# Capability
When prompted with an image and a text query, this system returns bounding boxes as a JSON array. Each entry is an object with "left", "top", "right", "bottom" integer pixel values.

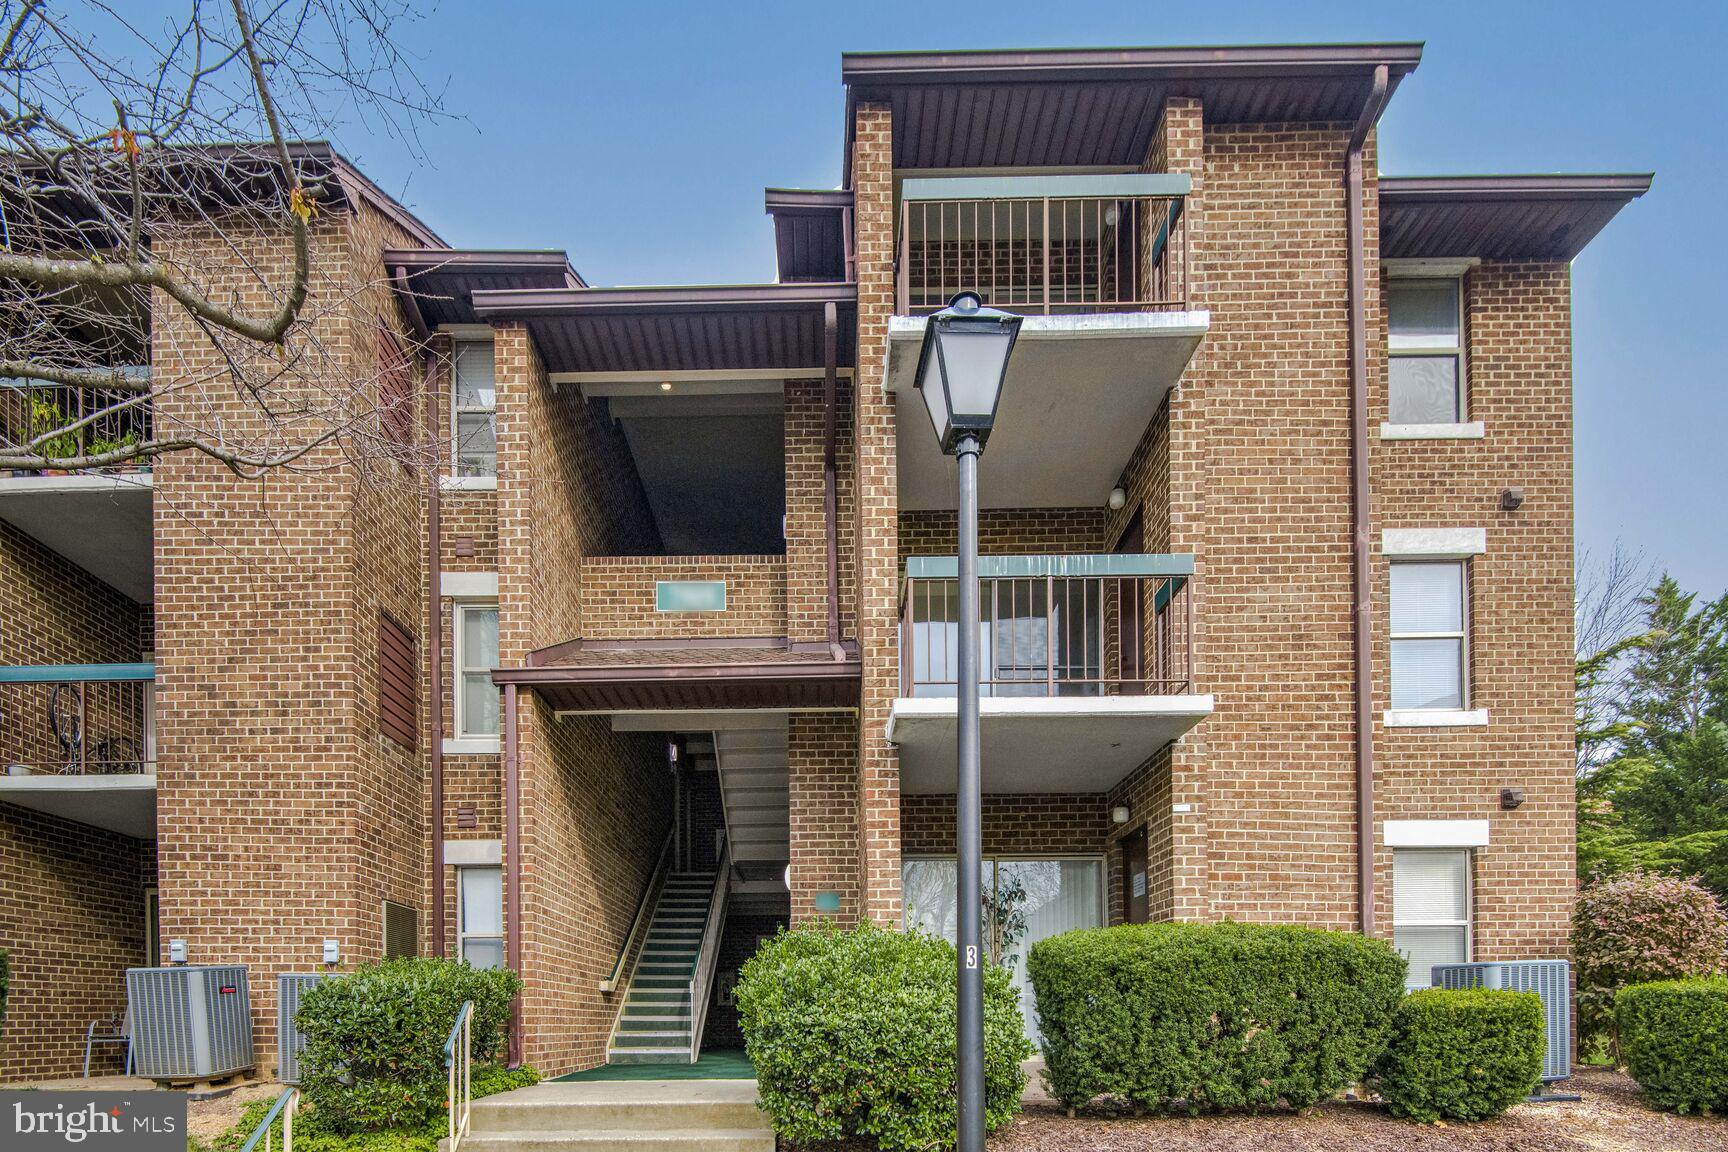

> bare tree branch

[{"left": 0, "top": 0, "right": 447, "bottom": 480}]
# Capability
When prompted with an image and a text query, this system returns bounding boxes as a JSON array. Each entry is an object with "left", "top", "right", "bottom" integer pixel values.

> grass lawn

[{"left": 994, "top": 1067, "right": 1727, "bottom": 1151}]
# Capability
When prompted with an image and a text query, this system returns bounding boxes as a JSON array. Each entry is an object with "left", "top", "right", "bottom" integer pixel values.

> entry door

[{"left": 1121, "top": 828, "right": 1149, "bottom": 924}]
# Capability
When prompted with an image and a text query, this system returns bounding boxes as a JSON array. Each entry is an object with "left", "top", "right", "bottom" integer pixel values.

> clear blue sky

[{"left": 334, "top": 0, "right": 1723, "bottom": 597}]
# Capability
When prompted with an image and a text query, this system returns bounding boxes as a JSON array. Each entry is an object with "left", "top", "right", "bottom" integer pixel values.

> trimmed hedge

[
  {"left": 1615, "top": 978, "right": 1728, "bottom": 1114},
  {"left": 297, "top": 958, "right": 521, "bottom": 1134},
  {"left": 1026, "top": 922, "right": 1406, "bottom": 1113},
  {"left": 735, "top": 923, "right": 1033, "bottom": 1152},
  {"left": 1373, "top": 989, "right": 1545, "bottom": 1123}
]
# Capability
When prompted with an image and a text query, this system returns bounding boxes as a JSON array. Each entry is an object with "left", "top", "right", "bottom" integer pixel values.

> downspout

[
  {"left": 503, "top": 680, "right": 522, "bottom": 1067},
  {"left": 1346, "top": 65, "right": 1390, "bottom": 936},
  {"left": 395, "top": 264, "right": 445, "bottom": 956},
  {"left": 823, "top": 301, "right": 841, "bottom": 653}
]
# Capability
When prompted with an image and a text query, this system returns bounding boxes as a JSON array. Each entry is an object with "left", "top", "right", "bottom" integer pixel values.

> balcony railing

[
  {"left": 0, "top": 664, "right": 155, "bottom": 776},
  {"left": 1, "top": 371, "right": 152, "bottom": 473},
  {"left": 897, "top": 174, "right": 1189, "bottom": 316},
  {"left": 899, "top": 555, "right": 1193, "bottom": 698}
]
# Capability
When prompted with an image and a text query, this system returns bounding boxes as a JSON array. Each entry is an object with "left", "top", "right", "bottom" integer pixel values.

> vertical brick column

[
  {"left": 788, "top": 711, "right": 861, "bottom": 924},
  {"left": 851, "top": 102, "right": 901, "bottom": 925},
  {"left": 783, "top": 379, "right": 855, "bottom": 645}
]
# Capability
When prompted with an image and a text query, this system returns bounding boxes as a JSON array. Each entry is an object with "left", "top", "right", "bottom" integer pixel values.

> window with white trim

[
  {"left": 457, "top": 866, "right": 503, "bottom": 969},
  {"left": 1388, "top": 278, "right": 1465, "bottom": 424},
  {"left": 455, "top": 602, "right": 500, "bottom": 738},
  {"left": 1390, "top": 561, "right": 1468, "bottom": 711},
  {"left": 1393, "top": 848, "right": 1471, "bottom": 988},
  {"left": 452, "top": 340, "right": 497, "bottom": 477}
]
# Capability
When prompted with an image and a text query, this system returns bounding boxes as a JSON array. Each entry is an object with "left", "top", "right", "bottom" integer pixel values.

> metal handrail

[
  {"left": 600, "top": 831, "right": 674, "bottom": 994},
  {"left": 239, "top": 1087, "right": 298, "bottom": 1152},
  {"left": 444, "top": 1000, "right": 474, "bottom": 1152},
  {"left": 899, "top": 565, "right": 1195, "bottom": 697},
  {"left": 685, "top": 840, "right": 731, "bottom": 1062}
]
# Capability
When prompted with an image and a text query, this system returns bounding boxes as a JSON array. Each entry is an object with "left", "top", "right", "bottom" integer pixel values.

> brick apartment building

[{"left": 0, "top": 43, "right": 1649, "bottom": 1078}]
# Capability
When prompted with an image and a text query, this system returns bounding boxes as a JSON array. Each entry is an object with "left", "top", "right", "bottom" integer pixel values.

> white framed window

[
  {"left": 454, "top": 601, "right": 500, "bottom": 738},
  {"left": 1388, "top": 278, "right": 1465, "bottom": 425},
  {"left": 452, "top": 340, "right": 497, "bottom": 477},
  {"left": 1393, "top": 848, "right": 1471, "bottom": 988},
  {"left": 1390, "top": 561, "right": 1468, "bottom": 711},
  {"left": 457, "top": 865, "right": 504, "bottom": 969}
]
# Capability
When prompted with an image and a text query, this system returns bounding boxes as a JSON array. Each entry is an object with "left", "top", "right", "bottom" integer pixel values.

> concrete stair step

[
  {"left": 605, "top": 1048, "right": 695, "bottom": 1064},
  {"left": 471, "top": 1101, "right": 763, "bottom": 1133},
  {"left": 612, "top": 1031, "right": 691, "bottom": 1045},
  {"left": 458, "top": 1131, "right": 772, "bottom": 1152}
]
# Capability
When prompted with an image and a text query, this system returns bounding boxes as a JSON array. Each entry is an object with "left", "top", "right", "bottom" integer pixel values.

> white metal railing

[
  {"left": 685, "top": 840, "right": 731, "bottom": 1062},
  {"left": 239, "top": 1087, "right": 299, "bottom": 1152},
  {"left": 444, "top": 1000, "right": 474, "bottom": 1152}
]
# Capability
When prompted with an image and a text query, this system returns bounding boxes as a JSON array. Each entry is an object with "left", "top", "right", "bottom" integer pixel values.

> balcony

[
  {"left": 0, "top": 664, "right": 156, "bottom": 837},
  {"left": 888, "top": 556, "right": 1212, "bottom": 794},
  {"left": 896, "top": 174, "right": 1190, "bottom": 316}
]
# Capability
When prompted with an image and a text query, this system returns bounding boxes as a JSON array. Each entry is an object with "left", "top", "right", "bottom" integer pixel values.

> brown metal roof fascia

[
  {"left": 841, "top": 42, "right": 1424, "bottom": 88},
  {"left": 1378, "top": 174, "right": 1654, "bottom": 201},
  {"left": 383, "top": 247, "right": 586, "bottom": 287},
  {"left": 493, "top": 660, "right": 861, "bottom": 686},
  {"left": 471, "top": 282, "right": 857, "bottom": 318},
  {"left": 323, "top": 150, "right": 446, "bottom": 249},
  {"left": 765, "top": 189, "right": 854, "bottom": 216}
]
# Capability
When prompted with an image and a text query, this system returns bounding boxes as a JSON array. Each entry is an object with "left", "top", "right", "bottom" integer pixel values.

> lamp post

[{"left": 912, "top": 291, "right": 1022, "bottom": 1152}]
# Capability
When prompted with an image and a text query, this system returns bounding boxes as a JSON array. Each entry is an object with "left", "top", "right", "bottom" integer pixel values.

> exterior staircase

[
  {"left": 464, "top": 1079, "right": 773, "bottom": 1152},
  {"left": 606, "top": 869, "right": 719, "bottom": 1064}
]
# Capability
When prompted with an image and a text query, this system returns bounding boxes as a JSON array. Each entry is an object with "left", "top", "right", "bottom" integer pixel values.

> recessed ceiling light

[{"left": 659, "top": 381, "right": 673, "bottom": 392}]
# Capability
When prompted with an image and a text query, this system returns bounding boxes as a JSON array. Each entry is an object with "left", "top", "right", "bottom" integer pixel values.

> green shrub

[
  {"left": 1573, "top": 870, "right": 1726, "bottom": 1050},
  {"left": 192, "top": 1064, "right": 539, "bottom": 1152},
  {"left": 1615, "top": 978, "right": 1728, "bottom": 1114},
  {"left": 1372, "top": 988, "right": 1544, "bottom": 1123},
  {"left": 297, "top": 957, "right": 521, "bottom": 1134},
  {"left": 0, "top": 946, "right": 10, "bottom": 1022},
  {"left": 1027, "top": 922, "right": 1406, "bottom": 1113},
  {"left": 735, "top": 922, "right": 1032, "bottom": 1152}
]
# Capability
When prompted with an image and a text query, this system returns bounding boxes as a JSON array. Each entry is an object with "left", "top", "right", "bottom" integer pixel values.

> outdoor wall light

[
  {"left": 912, "top": 291, "right": 1022, "bottom": 454},
  {"left": 1500, "top": 487, "right": 1525, "bottom": 511},
  {"left": 1108, "top": 487, "right": 1127, "bottom": 511},
  {"left": 1111, "top": 804, "right": 1131, "bottom": 825},
  {"left": 1501, "top": 787, "right": 1526, "bottom": 810}
]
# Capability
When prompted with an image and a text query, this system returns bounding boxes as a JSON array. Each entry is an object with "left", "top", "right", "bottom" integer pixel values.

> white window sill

[
  {"left": 440, "top": 475, "right": 497, "bottom": 492},
  {"left": 1383, "top": 709, "right": 1489, "bottom": 729},
  {"left": 1380, "top": 422, "right": 1485, "bottom": 441},
  {"left": 442, "top": 736, "right": 500, "bottom": 755}
]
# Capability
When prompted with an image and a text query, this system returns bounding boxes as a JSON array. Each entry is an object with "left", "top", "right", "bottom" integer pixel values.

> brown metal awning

[
  {"left": 468, "top": 282, "right": 857, "bottom": 374},
  {"left": 1379, "top": 174, "right": 1652, "bottom": 261},
  {"left": 492, "top": 642, "right": 860, "bottom": 713},
  {"left": 842, "top": 43, "right": 1423, "bottom": 172},
  {"left": 765, "top": 189, "right": 851, "bottom": 283},
  {"left": 385, "top": 248, "right": 585, "bottom": 329}
]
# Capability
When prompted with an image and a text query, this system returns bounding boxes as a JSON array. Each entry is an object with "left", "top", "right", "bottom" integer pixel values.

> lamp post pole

[
  {"left": 954, "top": 432, "right": 985, "bottom": 1152},
  {"left": 910, "top": 291, "right": 1020, "bottom": 1152}
]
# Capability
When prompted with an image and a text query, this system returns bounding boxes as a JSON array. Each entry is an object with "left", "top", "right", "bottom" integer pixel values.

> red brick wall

[
  {"left": 900, "top": 794, "right": 1107, "bottom": 857},
  {"left": 151, "top": 200, "right": 432, "bottom": 1071},
  {"left": 578, "top": 555, "right": 786, "bottom": 640},
  {"left": 1371, "top": 261, "right": 1576, "bottom": 961},
  {"left": 788, "top": 711, "right": 861, "bottom": 925},
  {"left": 0, "top": 807, "right": 152, "bottom": 1078},
  {"left": 785, "top": 378, "right": 857, "bottom": 644},
  {"left": 898, "top": 509, "right": 1109, "bottom": 560},
  {"left": 853, "top": 101, "right": 902, "bottom": 925}
]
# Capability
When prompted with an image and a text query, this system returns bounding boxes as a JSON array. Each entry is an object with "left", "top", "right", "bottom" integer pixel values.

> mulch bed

[{"left": 989, "top": 1067, "right": 1728, "bottom": 1152}]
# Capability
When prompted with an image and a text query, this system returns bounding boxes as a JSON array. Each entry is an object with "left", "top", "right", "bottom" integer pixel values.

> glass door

[{"left": 902, "top": 856, "right": 1105, "bottom": 1044}]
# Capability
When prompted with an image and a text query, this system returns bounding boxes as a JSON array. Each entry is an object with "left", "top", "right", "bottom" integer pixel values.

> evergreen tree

[{"left": 1621, "top": 577, "right": 1728, "bottom": 755}]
